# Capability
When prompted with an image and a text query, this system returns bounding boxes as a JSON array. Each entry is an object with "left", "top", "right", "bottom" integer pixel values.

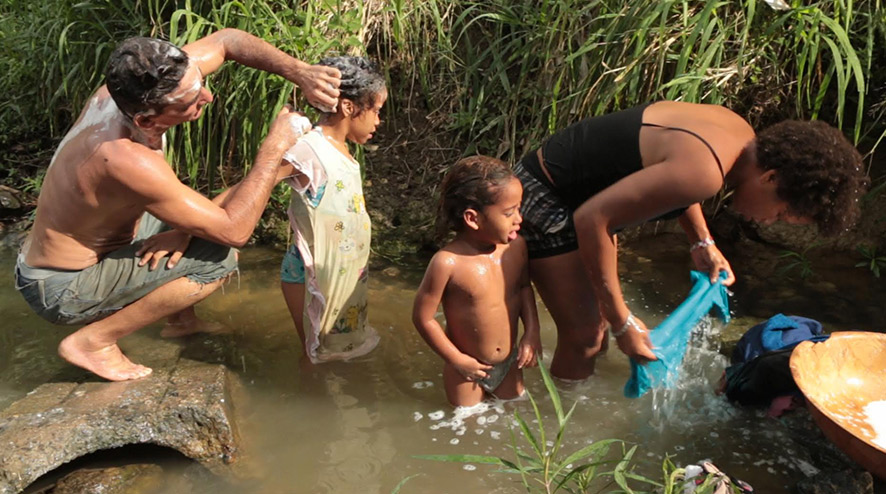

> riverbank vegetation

[{"left": 1, "top": 0, "right": 885, "bottom": 258}]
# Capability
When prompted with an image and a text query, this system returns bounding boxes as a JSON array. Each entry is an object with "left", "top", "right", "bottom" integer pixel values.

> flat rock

[{"left": 0, "top": 359, "right": 246, "bottom": 494}]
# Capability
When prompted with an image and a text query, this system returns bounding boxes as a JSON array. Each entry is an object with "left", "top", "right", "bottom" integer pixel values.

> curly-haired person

[
  {"left": 752, "top": 120, "right": 866, "bottom": 236},
  {"left": 508, "top": 101, "right": 868, "bottom": 380}
]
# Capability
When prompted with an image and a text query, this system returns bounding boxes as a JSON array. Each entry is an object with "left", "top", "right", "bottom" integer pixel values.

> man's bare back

[{"left": 25, "top": 89, "right": 158, "bottom": 270}]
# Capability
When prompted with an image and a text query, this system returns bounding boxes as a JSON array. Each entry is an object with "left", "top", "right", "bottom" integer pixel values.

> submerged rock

[
  {"left": 0, "top": 186, "right": 26, "bottom": 212},
  {"left": 0, "top": 359, "right": 247, "bottom": 494},
  {"left": 34, "top": 464, "right": 166, "bottom": 494},
  {"left": 795, "top": 469, "right": 874, "bottom": 494}
]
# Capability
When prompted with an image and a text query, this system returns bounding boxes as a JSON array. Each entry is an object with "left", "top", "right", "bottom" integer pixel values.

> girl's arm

[
  {"left": 514, "top": 237, "right": 541, "bottom": 368},
  {"left": 412, "top": 253, "right": 492, "bottom": 380}
]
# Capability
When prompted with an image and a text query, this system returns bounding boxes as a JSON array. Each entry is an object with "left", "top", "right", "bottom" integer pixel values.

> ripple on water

[{"left": 1, "top": 247, "right": 878, "bottom": 494}]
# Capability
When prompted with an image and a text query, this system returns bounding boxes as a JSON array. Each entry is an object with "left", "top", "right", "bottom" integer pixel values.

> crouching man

[{"left": 15, "top": 30, "right": 339, "bottom": 381}]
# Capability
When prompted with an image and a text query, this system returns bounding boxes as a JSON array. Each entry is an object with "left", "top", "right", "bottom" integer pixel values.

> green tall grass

[
  {"left": 380, "top": 0, "right": 884, "bottom": 161},
  {"left": 1, "top": 0, "right": 883, "bottom": 189}
]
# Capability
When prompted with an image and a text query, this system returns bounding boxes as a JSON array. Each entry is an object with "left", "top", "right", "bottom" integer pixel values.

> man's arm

[
  {"left": 116, "top": 108, "right": 305, "bottom": 247},
  {"left": 137, "top": 155, "right": 304, "bottom": 269},
  {"left": 208, "top": 155, "right": 303, "bottom": 211},
  {"left": 182, "top": 29, "right": 340, "bottom": 110}
]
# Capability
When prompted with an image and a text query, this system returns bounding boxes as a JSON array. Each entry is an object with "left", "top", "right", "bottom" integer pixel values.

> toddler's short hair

[{"left": 437, "top": 155, "right": 516, "bottom": 237}]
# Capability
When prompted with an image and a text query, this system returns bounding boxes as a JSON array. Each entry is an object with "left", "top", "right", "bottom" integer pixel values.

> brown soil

[{"left": 362, "top": 105, "right": 465, "bottom": 264}]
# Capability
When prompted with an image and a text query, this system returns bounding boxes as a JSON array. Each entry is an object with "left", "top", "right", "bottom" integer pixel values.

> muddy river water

[{"left": 1, "top": 233, "right": 882, "bottom": 493}]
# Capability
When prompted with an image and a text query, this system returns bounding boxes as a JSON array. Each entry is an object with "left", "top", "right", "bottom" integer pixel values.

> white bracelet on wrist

[
  {"left": 611, "top": 313, "right": 645, "bottom": 338},
  {"left": 690, "top": 237, "right": 715, "bottom": 252}
]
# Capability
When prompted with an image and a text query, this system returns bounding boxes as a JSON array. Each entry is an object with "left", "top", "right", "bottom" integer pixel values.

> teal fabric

[
  {"left": 280, "top": 244, "right": 306, "bottom": 284},
  {"left": 624, "top": 270, "right": 730, "bottom": 398}
]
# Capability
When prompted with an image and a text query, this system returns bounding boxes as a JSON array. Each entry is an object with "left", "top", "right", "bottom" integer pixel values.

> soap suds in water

[{"left": 863, "top": 400, "right": 886, "bottom": 449}]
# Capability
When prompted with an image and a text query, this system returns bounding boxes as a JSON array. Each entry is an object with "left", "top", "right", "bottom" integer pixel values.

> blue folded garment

[
  {"left": 732, "top": 313, "right": 827, "bottom": 364},
  {"left": 624, "top": 270, "right": 730, "bottom": 398}
]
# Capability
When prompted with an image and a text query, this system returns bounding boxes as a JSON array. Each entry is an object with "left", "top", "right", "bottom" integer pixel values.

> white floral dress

[{"left": 282, "top": 129, "right": 378, "bottom": 362}]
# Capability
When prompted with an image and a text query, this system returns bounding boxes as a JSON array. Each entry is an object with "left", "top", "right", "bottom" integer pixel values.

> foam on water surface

[{"left": 864, "top": 400, "right": 886, "bottom": 449}]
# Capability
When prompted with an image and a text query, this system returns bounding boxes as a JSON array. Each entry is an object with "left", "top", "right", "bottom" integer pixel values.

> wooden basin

[{"left": 789, "top": 331, "right": 886, "bottom": 479}]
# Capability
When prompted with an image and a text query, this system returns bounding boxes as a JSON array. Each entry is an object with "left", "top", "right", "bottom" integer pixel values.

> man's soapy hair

[{"left": 106, "top": 37, "right": 190, "bottom": 118}]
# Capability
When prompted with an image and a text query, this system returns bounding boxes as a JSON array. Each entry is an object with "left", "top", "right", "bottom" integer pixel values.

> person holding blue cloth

[{"left": 513, "top": 101, "right": 868, "bottom": 380}]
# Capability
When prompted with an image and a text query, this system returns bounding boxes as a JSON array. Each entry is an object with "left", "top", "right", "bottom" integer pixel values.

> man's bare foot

[
  {"left": 161, "top": 318, "right": 227, "bottom": 338},
  {"left": 58, "top": 333, "right": 153, "bottom": 381},
  {"left": 162, "top": 307, "right": 227, "bottom": 338}
]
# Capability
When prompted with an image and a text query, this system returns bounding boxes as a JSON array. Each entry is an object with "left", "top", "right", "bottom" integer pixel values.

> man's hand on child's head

[{"left": 296, "top": 64, "right": 341, "bottom": 112}]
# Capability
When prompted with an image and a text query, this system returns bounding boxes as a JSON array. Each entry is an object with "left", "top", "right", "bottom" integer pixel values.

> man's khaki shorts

[{"left": 14, "top": 214, "right": 237, "bottom": 325}]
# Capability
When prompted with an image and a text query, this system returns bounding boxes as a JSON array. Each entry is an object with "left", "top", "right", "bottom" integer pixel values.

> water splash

[{"left": 649, "top": 317, "right": 738, "bottom": 430}]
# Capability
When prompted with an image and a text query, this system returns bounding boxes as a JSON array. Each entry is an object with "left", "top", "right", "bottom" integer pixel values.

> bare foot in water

[{"left": 58, "top": 333, "right": 153, "bottom": 381}]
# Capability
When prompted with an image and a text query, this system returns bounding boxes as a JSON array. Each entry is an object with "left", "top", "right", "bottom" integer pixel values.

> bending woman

[{"left": 514, "top": 101, "right": 867, "bottom": 380}]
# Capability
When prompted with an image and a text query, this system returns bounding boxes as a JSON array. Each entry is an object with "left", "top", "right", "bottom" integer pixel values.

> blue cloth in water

[
  {"left": 731, "top": 313, "right": 828, "bottom": 364},
  {"left": 624, "top": 270, "right": 730, "bottom": 398}
]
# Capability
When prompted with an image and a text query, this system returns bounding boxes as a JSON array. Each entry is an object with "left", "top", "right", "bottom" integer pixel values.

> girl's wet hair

[
  {"left": 106, "top": 37, "right": 190, "bottom": 118},
  {"left": 314, "top": 56, "right": 385, "bottom": 114},
  {"left": 436, "top": 155, "right": 516, "bottom": 238}
]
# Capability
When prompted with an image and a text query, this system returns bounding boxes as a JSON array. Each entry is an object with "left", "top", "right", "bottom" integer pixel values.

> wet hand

[
  {"left": 691, "top": 243, "right": 735, "bottom": 286},
  {"left": 453, "top": 354, "right": 492, "bottom": 382},
  {"left": 295, "top": 64, "right": 341, "bottom": 112},
  {"left": 517, "top": 334, "right": 541, "bottom": 369},
  {"left": 268, "top": 106, "right": 312, "bottom": 149},
  {"left": 613, "top": 315, "right": 657, "bottom": 364},
  {"left": 136, "top": 230, "right": 192, "bottom": 270}
]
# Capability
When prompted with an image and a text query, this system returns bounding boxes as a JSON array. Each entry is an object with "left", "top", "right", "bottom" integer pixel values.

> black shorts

[{"left": 513, "top": 160, "right": 578, "bottom": 259}]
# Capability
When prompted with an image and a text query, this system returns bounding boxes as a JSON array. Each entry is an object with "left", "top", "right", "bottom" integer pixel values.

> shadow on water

[
  {"left": 22, "top": 445, "right": 216, "bottom": 494},
  {"left": 2, "top": 236, "right": 884, "bottom": 493}
]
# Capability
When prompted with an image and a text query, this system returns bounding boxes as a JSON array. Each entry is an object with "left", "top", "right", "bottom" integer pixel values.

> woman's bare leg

[{"left": 530, "top": 250, "right": 607, "bottom": 380}]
